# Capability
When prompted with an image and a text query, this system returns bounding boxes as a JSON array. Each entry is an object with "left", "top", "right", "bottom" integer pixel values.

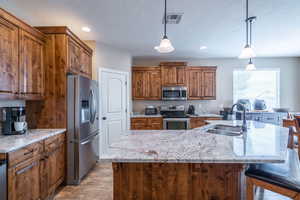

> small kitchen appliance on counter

[
  {"left": 187, "top": 105, "right": 195, "bottom": 115},
  {"left": 0, "top": 107, "right": 27, "bottom": 135},
  {"left": 160, "top": 105, "right": 190, "bottom": 130},
  {"left": 145, "top": 106, "right": 158, "bottom": 115}
]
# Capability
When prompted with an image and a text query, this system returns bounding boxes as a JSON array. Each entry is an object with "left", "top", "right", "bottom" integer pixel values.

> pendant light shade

[
  {"left": 239, "top": 44, "right": 256, "bottom": 59},
  {"left": 246, "top": 59, "right": 256, "bottom": 71},
  {"left": 154, "top": 36, "right": 174, "bottom": 53},
  {"left": 155, "top": 0, "right": 174, "bottom": 53}
]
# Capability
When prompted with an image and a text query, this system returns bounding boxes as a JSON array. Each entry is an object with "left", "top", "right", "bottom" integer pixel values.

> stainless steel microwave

[{"left": 162, "top": 86, "right": 188, "bottom": 101}]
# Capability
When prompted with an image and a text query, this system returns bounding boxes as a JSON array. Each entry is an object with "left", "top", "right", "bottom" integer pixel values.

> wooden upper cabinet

[
  {"left": 36, "top": 26, "right": 93, "bottom": 79},
  {"left": 0, "top": 8, "right": 46, "bottom": 100},
  {"left": 67, "top": 34, "right": 92, "bottom": 78},
  {"left": 160, "top": 62, "right": 187, "bottom": 86},
  {"left": 187, "top": 67, "right": 217, "bottom": 100},
  {"left": 68, "top": 38, "right": 81, "bottom": 73},
  {"left": 81, "top": 49, "right": 92, "bottom": 76},
  {"left": 0, "top": 17, "right": 19, "bottom": 98},
  {"left": 132, "top": 67, "right": 161, "bottom": 100},
  {"left": 202, "top": 69, "right": 216, "bottom": 99},
  {"left": 187, "top": 68, "right": 203, "bottom": 100},
  {"left": 161, "top": 66, "right": 177, "bottom": 85},
  {"left": 19, "top": 30, "right": 44, "bottom": 99}
]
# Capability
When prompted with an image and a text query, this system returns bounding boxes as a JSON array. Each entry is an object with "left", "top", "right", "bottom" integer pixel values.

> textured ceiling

[{"left": 1, "top": 0, "right": 300, "bottom": 59}]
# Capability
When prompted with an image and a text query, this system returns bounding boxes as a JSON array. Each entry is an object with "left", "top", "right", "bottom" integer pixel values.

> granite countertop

[
  {"left": 131, "top": 114, "right": 162, "bottom": 118},
  {"left": 101, "top": 120, "right": 289, "bottom": 164},
  {"left": 188, "top": 114, "right": 223, "bottom": 118},
  {"left": 0, "top": 129, "right": 66, "bottom": 153},
  {"left": 131, "top": 113, "right": 222, "bottom": 118}
]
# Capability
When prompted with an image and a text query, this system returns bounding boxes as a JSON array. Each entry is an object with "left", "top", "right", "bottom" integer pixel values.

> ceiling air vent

[{"left": 162, "top": 12, "right": 183, "bottom": 24}]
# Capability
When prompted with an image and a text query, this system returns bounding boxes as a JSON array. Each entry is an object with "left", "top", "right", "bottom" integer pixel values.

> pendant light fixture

[
  {"left": 246, "top": 58, "right": 256, "bottom": 71},
  {"left": 154, "top": 0, "right": 174, "bottom": 53},
  {"left": 239, "top": 0, "right": 256, "bottom": 59}
]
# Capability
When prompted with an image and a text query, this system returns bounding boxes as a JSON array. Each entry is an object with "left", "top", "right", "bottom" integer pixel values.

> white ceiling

[{"left": 1, "top": 0, "right": 300, "bottom": 59}]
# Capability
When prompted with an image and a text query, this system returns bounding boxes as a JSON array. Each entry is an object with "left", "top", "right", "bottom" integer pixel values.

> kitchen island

[{"left": 101, "top": 120, "right": 289, "bottom": 200}]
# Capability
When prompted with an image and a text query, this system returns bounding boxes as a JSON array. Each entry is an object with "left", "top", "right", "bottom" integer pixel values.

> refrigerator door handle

[
  {"left": 81, "top": 139, "right": 93, "bottom": 145},
  {"left": 89, "top": 89, "right": 97, "bottom": 124}
]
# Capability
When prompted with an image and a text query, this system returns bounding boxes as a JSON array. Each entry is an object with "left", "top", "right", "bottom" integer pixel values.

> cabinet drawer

[
  {"left": 149, "top": 118, "right": 162, "bottom": 124},
  {"left": 45, "top": 133, "right": 65, "bottom": 153},
  {"left": 131, "top": 118, "right": 148, "bottom": 124},
  {"left": 8, "top": 142, "right": 43, "bottom": 168}
]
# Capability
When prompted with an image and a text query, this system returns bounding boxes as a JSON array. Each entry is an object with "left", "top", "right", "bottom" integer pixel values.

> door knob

[{"left": 102, "top": 117, "right": 107, "bottom": 120}]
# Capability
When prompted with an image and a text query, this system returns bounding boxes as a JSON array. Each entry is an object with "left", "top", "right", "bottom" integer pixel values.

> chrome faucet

[{"left": 231, "top": 103, "right": 247, "bottom": 132}]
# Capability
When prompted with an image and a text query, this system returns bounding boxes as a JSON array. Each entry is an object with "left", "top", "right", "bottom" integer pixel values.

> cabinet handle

[
  {"left": 16, "top": 162, "right": 37, "bottom": 175},
  {"left": 24, "top": 149, "right": 34, "bottom": 156}
]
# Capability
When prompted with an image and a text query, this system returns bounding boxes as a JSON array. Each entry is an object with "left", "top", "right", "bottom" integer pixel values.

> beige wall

[
  {"left": 85, "top": 41, "right": 132, "bottom": 80},
  {"left": 132, "top": 57, "right": 300, "bottom": 114}
]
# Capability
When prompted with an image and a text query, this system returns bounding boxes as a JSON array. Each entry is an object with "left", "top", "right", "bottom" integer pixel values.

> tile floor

[{"left": 54, "top": 163, "right": 290, "bottom": 200}]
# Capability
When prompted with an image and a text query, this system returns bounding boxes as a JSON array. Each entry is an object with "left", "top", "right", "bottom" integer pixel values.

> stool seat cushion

[{"left": 245, "top": 149, "right": 300, "bottom": 192}]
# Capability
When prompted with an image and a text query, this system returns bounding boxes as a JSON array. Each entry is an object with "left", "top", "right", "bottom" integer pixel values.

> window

[{"left": 233, "top": 69, "right": 280, "bottom": 110}]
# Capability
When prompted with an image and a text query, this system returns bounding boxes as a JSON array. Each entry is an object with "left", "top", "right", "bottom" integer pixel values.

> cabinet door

[
  {"left": 148, "top": 70, "right": 161, "bottom": 100},
  {"left": 47, "top": 148, "right": 59, "bottom": 194},
  {"left": 0, "top": 17, "right": 19, "bottom": 97},
  {"left": 161, "top": 66, "right": 177, "bottom": 86},
  {"left": 132, "top": 71, "right": 148, "bottom": 99},
  {"left": 68, "top": 38, "right": 81, "bottom": 73},
  {"left": 19, "top": 30, "right": 44, "bottom": 98},
  {"left": 131, "top": 118, "right": 148, "bottom": 130},
  {"left": 8, "top": 160, "right": 41, "bottom": 200},
  {"left": 148, "top": 118, "right": 163, "bottom": 130},
  {"left": 187, "top": 69, "right": 203, "bottom": 100},
  {"left": 202, "top": 70, "right": 216, "bottom": 99},
  {"left": 176, "top": 66, "right": 186, "bottom": 85},
  {"left": 80, "top": 49, "right": 92, "bottom": 77}
]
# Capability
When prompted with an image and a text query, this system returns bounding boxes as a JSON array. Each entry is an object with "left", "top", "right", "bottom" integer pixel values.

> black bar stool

[{"left": 245, "top": 127, "right": 300, "bottom": 200}]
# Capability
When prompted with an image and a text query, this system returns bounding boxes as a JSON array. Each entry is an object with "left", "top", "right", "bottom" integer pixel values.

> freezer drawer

[{"left": 78, "top": 133, "right": 99, "bottom": 181}]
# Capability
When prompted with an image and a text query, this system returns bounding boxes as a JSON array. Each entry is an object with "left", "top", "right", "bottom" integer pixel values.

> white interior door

[{"left": 99, "top": 69, "right": 128, "bottom": 155}]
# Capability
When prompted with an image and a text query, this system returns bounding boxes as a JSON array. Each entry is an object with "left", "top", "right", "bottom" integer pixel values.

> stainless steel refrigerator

[{"left": 67, "top": 75, "right": 100, "bottom": 185}]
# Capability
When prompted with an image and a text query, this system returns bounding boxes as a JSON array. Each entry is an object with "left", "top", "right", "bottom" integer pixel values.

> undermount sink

[{"left": 206, "top": 124, "right": 243, "bottom": 136}]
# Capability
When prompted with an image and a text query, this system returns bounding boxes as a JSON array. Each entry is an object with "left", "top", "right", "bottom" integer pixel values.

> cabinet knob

[{"left": 102, "top": 117, "right": 107, "bottom": 120}]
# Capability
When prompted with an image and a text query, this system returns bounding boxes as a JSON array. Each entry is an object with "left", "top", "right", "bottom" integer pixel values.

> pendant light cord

[
  {"left": 164, "top": 0, "right": 167, "bottom": 38},
  {"left": 249, "top": 20, "right": 252, "bottom": 46},
  {"left": 245, "top": 0, "right": 249, "bottom": 46}
]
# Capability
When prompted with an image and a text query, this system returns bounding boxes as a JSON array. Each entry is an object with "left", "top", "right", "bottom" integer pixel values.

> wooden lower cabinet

[
  {"left": 131, "top": 117, "right": 163, "bottom": 130},
  {"left": 8, "top": 159, "right": 41, "bottom": 200},
  {"left": 7, "top": 133, "right": 66, "bottom": 200},
  {"left": 190, "top": 117, "right": 222, "bottom": 129},
  {"left": 113, "top": 163, "right": 245, "bottom": 200}
]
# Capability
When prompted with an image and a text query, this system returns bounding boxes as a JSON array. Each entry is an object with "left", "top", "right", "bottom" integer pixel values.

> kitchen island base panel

[{"left": 113, "top": 163, "right": 245, "bottom": 200}]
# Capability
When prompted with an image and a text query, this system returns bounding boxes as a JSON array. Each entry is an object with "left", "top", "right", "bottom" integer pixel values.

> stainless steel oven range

[
  {"left": 163, "top": 118, "right": 190, "bottom": 130},
  {"left": 160, "top": 105, "right": 190, "bottom": 130}
]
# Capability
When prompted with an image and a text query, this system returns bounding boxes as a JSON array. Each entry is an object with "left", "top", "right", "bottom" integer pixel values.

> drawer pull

[
  {"left": 16, "top": 162, "right": 37, "bottom": 175},
  {"left": 24, "top": 150, "right": 34, "bottom": 156}
]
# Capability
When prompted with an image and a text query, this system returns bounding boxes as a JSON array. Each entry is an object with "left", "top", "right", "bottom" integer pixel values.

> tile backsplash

[{"left": 132, "top": 100, "right": 226, "bottom": 115}]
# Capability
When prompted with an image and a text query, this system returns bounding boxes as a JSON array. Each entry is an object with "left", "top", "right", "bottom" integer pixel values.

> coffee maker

[{"left": 0, "top": 107, "right": 27, "bottom": 135}]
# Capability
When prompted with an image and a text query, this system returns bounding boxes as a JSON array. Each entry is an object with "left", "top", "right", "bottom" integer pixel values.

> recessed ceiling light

[
  {"left": 82, "top": 27, "right": 91, "bottom": 32},
  {"left": 200, "top": 46, "right": 207, "bottom": 50}
]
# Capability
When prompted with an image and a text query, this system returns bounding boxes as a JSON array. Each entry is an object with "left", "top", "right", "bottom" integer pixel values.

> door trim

[{"left": 98, "top": 67, "right": 130, "bottom": 157}]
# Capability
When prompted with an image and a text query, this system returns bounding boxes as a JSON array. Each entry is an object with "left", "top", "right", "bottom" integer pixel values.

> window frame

[{"left": 232, "top": 68, "right": 281, "bottom": 109}]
